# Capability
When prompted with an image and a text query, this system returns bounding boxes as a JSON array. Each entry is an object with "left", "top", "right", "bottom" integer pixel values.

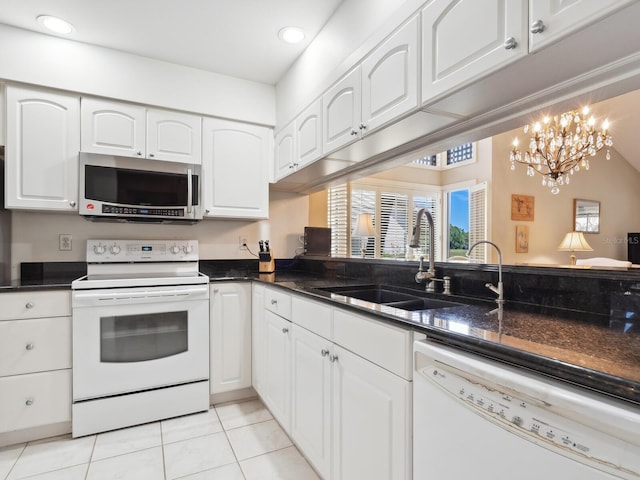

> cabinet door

[
  {"left": 332, "top": 345, "right": 411, "bottom": 480},
  {"left": 202, "top": 117, "right": 270, "bottom": 219},
  {"left": 529, "top": 0, "right": 635, "bottom": 51},
  {"left": 146, "top": 109, "right": 202, "bottom": 164},
  {"left": 80, "top": 97, "right": 145, "bottom": 157},
  {"left": 209, "top": 283, "right": 252, "bottom": 394},
  {"left": 362, "top": 16, "right": 419, "bottom": 134},
  {"left": 262, "top": 310, "right": 291, "bottom": 433},
  {"left": 5, "top": 86, "right": 80, "bottom": 211},
  {"left": 290, "top": 325, "right": 332, "bottom": 479},
  {"left": 322, "top": 67, "right": 362, "bottom": 155},
  {"left": 422, "top": 0, "right": 527, "bottom": 104},
  {"left": 274, "top": 122, "right": 296, "bottom": 181},
  {"left": 295, "top": 99, "right": 323, "bottom": 168},
  {"left": 251, "top": 284, "right": 266, "bottom": 396}
]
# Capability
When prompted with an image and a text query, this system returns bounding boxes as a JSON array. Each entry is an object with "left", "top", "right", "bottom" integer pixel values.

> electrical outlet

[
  {"left": 59, "top": 234, "right": 72, "bottom": 251},
  {"left": 239, "top": 236, "right": 248, "bottom": 250}
]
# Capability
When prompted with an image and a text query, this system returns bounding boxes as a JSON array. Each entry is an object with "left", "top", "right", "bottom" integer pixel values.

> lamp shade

[
  {"left": 353, "top": 213, "right": 375, "bottom": 237},
  {"left": 557, "top": 231, "right": 593, "bottom": 265},
  {"left": 557, "top": 231, "right": 593, "bottom": 252}
]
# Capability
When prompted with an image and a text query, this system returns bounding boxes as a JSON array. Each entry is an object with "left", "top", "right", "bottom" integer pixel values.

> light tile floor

[{"left": 0, "top": 398, "right": 321, "bottom": 480}]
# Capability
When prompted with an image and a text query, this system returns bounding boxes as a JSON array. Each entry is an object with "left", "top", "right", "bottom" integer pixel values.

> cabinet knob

[
  {"left": 321, "top": 349, "right": 330, "bottom": 357},
  {"left": 530, "top": 20, "right": 545, "bottom": 34},
  {"left": 271, "top": 299, "right": 278, "bottom": 305},
  {"left": 136, "top": 151, "right": 142, "bottom": 156},
  {"left": 213, "top": 288, "right": 219, "bottom": 293},
  {"left": 350, "top": 129, "right": 359, "bottom": 136},
  {"left": 25, "top": 398, "right": 34, "bottom": 406},
  {"left": 359, "top": 123, "right": 367, "bottom": 131},
  {"left": 282, "top": 327, "right": 289, "bottom": 334},
  {"left": 25, "top": 302, "right": 34, "bottom": 309},
  {"left": 329, "top": 354, "right": 339, "bottom": 363},
  {"left": 26, "top": 343, "right": 34, "bottom": 351},
  {"left": 503, "top": 37, "right": 517, "bottom": 50},
  {"left": 69, "top": 201, "right": 76, "bottom": 208},
  {"left": 149, "top": 153, "right": 155, "bottom": 158}
]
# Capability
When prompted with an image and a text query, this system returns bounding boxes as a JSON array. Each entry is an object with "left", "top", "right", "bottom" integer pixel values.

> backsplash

[{"left": 291, "top": 256, "right": 640, "bottom": 323}]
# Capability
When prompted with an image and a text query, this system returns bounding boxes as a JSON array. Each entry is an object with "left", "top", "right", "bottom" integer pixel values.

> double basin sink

[{"left": 315, "top": 284, "right": 462, "bottom": 312}]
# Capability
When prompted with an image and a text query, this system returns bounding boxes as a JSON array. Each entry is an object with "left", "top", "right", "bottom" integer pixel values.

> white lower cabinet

[
  {"left": 0, "top": 290, "right": 72, "bottom": 446},
  {"left": 331, "top": 344, "right": 411, "bottom": 480},
  {"left": 251, "top": 283, "right": 266, "bottom": 396},
  {"left": 291, "top": 324, "right": 332, "bottom": 479},
  {"left": 256, "top": 290, "right": 413, "bottom": 480},
  {"left": 262, "top": 309, "right": 292, "bottom": 432},
  {"left": 209, "top": 283, "right": 252, "bottom": 395}
]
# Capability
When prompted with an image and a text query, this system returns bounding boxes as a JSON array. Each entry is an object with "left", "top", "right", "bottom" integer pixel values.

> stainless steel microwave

[{"left": 79, "top": 153, "right": 202, "bottom": 224}]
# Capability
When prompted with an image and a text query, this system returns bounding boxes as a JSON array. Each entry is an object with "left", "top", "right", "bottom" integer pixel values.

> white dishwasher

[{"left": 413, "top": 340, "right": 640, "bottom": 479}]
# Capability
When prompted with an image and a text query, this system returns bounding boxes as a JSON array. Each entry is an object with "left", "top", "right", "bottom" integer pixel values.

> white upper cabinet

[
  {"left": 322, "top": 67, "right": 362, "bottom": 155},
  {"left": 295, "top": 98, "right": 323, "bottom": 169},
  {"left": 274, "top": 121, "right": 296, "bottom": 182},
  {"left": 202, "top": 117, "right": 270, "bottom": 219},
  {"left": 146, "top": 108, "right": 201, "bottom": 164},
  {"left": 5, "top": 85, "right": 80, "bottom": 211},
  {"left": 322, "top": 16, "right": 419, "bottom": 156},
  {"left": 81, "top": 97, "right": 202, "bottom": 164},
  {"left": 362, "top": 15, "right": 419, "bottom": 134},
  {"left": 422, "top": 0, "right": 528, "bottom": 104},
  {"left": 81, "top": 98, "right": 145, "bottom": 157},
  {"left": 529, "top": 0, "right": 636, "bottom": 51}
]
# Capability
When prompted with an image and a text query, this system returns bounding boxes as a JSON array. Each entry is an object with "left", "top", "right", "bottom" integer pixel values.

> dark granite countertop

[{"left": 6, "top": 260, "right": 640, "bottom": 406}]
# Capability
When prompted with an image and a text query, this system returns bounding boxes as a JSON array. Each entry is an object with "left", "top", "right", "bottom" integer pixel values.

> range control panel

[
  {"left": 421, "top": 363, "right": 639, "bottom": 478},
  {"left": 86, "top": 239, "right": 199, "bottom": 263}
]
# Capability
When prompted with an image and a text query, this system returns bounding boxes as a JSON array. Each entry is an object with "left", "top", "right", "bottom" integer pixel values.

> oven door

[{"left": 72, "top": 284, "right": 209, "bottom": 401}]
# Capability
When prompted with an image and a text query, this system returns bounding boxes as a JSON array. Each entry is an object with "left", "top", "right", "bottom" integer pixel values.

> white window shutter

[
  {"left": 380, "top": 192, "right": 409, "bottom": 259},
  {"left": 468, "top": 182, "right": 488, "bottom": 262},
  {"left": 328, "top": 184, "right": 348, "bottom": 257}
]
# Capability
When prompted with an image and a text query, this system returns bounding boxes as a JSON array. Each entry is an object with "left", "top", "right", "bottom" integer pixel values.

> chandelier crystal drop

[{"left": 509, "top": 106, "right": 612, "bottom": 194}]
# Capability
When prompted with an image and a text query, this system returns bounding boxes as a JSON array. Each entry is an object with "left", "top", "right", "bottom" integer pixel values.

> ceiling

[{"left": 0, "top": 0, "right": 344, "bottom": 85}]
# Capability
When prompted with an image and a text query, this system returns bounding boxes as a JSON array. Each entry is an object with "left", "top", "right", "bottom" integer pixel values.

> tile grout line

[
  {"left": 2, "top": 443, "right": 26, "bottom": 480},
  {"left": 213, "top": 405, "right": 249, "bottom": 480}
]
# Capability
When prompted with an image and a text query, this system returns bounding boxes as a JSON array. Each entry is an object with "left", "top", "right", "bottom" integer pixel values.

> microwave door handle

[{"left": 187, "top": 168, "right": 193, "bottom": 214}]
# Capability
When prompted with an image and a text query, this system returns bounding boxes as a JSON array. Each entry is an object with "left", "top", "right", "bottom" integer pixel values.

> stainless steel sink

[{"left": 316, "top": 284, "right": 463, "bottom": 311}]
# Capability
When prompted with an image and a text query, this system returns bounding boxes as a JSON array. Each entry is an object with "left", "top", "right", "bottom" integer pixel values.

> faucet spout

[
  {"left": 467, "top": 240, "right": 505, "bottom": 305},
  {"left": 410, "top": 208, "right": 435, "bottom": 275}
]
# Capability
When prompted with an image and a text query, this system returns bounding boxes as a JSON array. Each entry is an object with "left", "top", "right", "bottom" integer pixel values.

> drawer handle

[
  {"left": 25, "top": 302, "right": 34, "bottom": 309},
  {"left": 26, "top": 343, "right": 34, "bottom": 351},
  {"left": 282, "top": 327, "right": 289, "bottom": 334},
  {"left": 25, "top": 398, "right": 34, "bottom": 406},
  {"left": 271, "top": 299, "right": 278, "bottom": 305},
  {"left": 321, "top": 349, "right": 330, "bottom": 357},
  {"left": 330, "top": 354, "right": 339, "bottom": 363}
]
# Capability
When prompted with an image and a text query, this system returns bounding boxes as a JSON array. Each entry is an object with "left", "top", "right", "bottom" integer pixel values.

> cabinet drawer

[
  {"left": 333, "top": 310, "right": 413, "bottom": 380},
  {"left": 0, "top": 290, "right": 71, "bottom": 321},
  {"left": 0, "top": 370, "right": 71, "bottom": 433},
  {"left": 291, "top": 295, "right": 332, "bottom": 339},
  {"left": 264, "top": 287, "right": 292, "bottom": 319},
  {"left": 0, "top": 316, "right": 72, "bottom": 376}
]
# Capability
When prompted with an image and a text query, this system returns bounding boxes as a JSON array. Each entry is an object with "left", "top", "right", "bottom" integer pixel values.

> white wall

[
  {"left": 275, "top": 0, "right": 419, "bottom": 128},
  {"left": 10, "top": 190, "right": 308, "bottom": 280},
  {"left": 0, "top": 24, "right": 275, "bottom": 126}
]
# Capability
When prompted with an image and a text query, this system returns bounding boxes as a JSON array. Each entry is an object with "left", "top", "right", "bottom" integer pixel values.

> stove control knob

[
  {"left": 110, "top": 244, "right": 122, "bottom": 255},
  {"left": 182, "top": 244, "right": 194, "bottom": 254},
  {"left": 93, "top": 244, "right": 106, "bottom": 255},
  {"left": 170, "top": 245, "right": 181, "bottom": 254}
]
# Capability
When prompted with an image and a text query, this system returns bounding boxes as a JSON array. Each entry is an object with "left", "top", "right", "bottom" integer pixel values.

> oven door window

[{"left": 100, "top": 311, "right": 188, "bottom": 363}]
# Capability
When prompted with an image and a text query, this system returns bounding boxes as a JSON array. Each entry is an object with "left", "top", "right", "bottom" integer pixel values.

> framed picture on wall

[
  {"left": 511, "top": 194, "right": 535, "bottom": 221},
  {"left": 516, "top": 225, "right": 529, "bottom": 253}
]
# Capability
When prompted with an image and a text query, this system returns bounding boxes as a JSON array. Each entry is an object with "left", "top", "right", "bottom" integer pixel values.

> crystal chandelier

[{"left": 509, "top": 107, "right": 612, "bottom": 194}]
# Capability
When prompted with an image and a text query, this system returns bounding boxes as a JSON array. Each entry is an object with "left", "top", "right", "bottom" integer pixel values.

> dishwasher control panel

[{"left": 419, "top": 362, "right": 640, "bottom": 478}]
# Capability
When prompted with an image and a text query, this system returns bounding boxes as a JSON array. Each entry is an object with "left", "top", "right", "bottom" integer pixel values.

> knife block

[{"left": 259, "top": 251, "right": 275, "bottom": 273}]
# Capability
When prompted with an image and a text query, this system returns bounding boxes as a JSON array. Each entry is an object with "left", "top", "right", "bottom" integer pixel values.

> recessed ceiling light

[
  {"left": 278, "top": 26, "right": 305, "bottom": 44},
  {"left": 37, "top": 15, "right": 75, "bottom": 35}
]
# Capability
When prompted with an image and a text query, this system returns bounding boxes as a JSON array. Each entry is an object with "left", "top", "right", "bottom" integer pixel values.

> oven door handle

[
  {"left": 73, "top": 284, "right": 209, "bottom": 303},
  {"left": 187, "top": 168, "right": 193, "bottom": 214}
]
